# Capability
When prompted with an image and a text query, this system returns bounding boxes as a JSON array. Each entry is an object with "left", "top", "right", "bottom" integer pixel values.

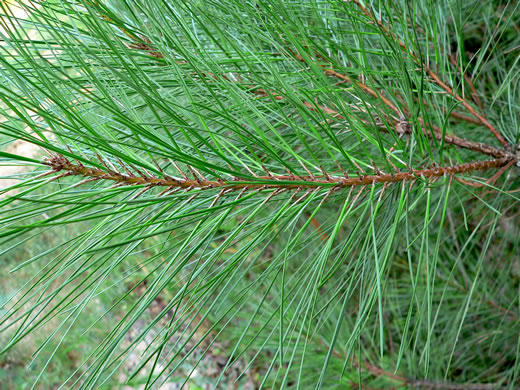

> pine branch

[
  {"left": 43, "top": 154, "right": 515, "bottom": 197},
  {"left": 2, "top": 2, "right": 519, "bottom": 387}
]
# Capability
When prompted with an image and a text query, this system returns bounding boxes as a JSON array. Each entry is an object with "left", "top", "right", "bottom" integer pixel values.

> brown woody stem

[
  {"left": 326, "top": 341, "right": 508, "bottom": 389},
  {"left": 424, "top": 69, "right": 507, "bottom": 146},
  {"left": 388, "top": 120, "right": 511, "bottom": 159},
  {"left": 350, "top": 0, "right": 509, "bottom": 148},
  {"left": 256, "top": 71, "right": 510, "bottom": 159},
  {"left": 43, "top": 154, "right": 514, "bottom": 195}
]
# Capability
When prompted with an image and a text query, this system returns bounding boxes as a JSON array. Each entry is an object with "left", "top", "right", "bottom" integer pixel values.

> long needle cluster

[{"left": 34, "top": 2, "right": 518, "bottom": 204}]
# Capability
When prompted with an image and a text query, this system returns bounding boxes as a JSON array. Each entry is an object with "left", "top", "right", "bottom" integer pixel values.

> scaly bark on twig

[{"left": 43, "top": 154, "right": 515, "bottom": 196}]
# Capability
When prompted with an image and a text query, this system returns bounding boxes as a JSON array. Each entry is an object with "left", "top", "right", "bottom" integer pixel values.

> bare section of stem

[{"left": 43, "top": 154, "right": 515, "bottom": 195}]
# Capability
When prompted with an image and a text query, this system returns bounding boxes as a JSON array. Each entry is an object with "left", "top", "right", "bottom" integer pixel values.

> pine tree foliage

[{"left": 1, "top": 0, "right": 520, "bottom": 388}]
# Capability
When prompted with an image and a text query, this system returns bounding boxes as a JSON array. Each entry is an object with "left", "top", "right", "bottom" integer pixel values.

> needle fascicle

[
  {"left": 107, "top": 182, "right": 126, "bottom": 190},
  {"left": 243, "top": 164, "right": 258, "bottom": 177},
  {"left": 185, "top": 192, "right": 200, "bottom": 204},
  {"left": 235, "top": 186, "right": 249, "bottom": 201},
  {"left": 210, "top": 188, "right": 227, "bottom": 207},
  {"left": 261, "top": 164, "right": 275, "bottom": 179},
  {"left": 152, "top": 158, "right": 164, "bottom": 173},
  {"left": 127, "top": 162, "right": 147, "bottom": 178},
  {"left": 70, "top": 177, "right": 99, "bottom": 188},
  {"left": 294, "top": 187, "right": 315, "bottom": 204},
  {"left": 105, "top": 159, "right": 119, "bottom": 174},
  {"left": 172, "top": 161, "right": 190, "bottom": 181},
  {"left": 335, "top": 160, "right": 350, "bottom": 179},
  {"left": 284, "top": 166, "right": 296, "bottom": 180},
  {"left": 371, "top": 160, "right": 384, "bottom": 175},
  {"left": 141, "top": 166, "right": 154, "bottom": 179},
  {"left": 290, "top": 186, "right": 303, "bottom": 202},
  {"left": 32, "top": 170, "right": 57, "bottom": 181},
  {"left": 117, "top": 158, "right": 136, "bottom": 177},
  {"left": 157, "top": 186, "right": 174, "bottom": 197},
  {"left": 265, "top": 188, "right": 283, "bottom": 202},
  {"left": 161, "top": 187, "right": 182, "bottom": 197},
  {"left": 351, "top": 159, "right": 365, "bottom": 176},
  {"left": 298, "top": 160, "right": 314, "bottom": 179},
  {"left": 130, "top": 184, "right": 154, "bottom": 200},
  {"left": 319, "top": 165, "right": 333, "bottom": 181},
  {"left": 45, "top": 172, "right": 71, "bottom": 183},
  {"left": 95, "top": 153, "right": 110, "bottom": 171},
  {"left": 188, "top": 165, "right": 206, "bottom": 183}
]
